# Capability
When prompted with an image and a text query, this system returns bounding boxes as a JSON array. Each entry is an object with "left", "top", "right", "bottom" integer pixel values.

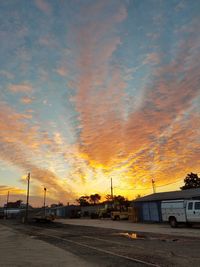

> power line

[
  {"left": 156, "top": 179, "right": 183, "bottom": 188},
  {"left": 116, "top": 179, "right": 183, "bottom": 191}
]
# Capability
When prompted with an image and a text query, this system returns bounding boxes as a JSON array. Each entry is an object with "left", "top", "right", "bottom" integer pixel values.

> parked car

[{"left": 111, "top": 211, "right": 128, "bottom": 220}]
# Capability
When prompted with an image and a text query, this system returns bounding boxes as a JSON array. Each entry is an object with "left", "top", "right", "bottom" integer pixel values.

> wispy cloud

[
  {"left": 64, "top": 10, "right": 200, "bottom": 193},
  {"left": 142, "top": 52, "right": 160, "bottom": 65},
  {"left": 0, "top": 185, "right": 25, "bottom": 195},
  {"left": 35, "top": 0, "right": 52, "bottom": 15},
  {"left": 64, "top": 1, "right": 128, "bottom": 166},
  {"left": 8, "top": 83, "right": 33, "bottom": 93},
  {"left": 0, "top": 0, "right": 200, "bottom": 201},
  {"left": 21, "top": 96, "right": 34, "bottom": 104},
  {"left": 0, "top": 102, "right": 75, "bottom": 202},
  {"left": 0, "top": 70, "right": 14, "bottom": 80},
  {"left": 56, "top": 66, "right": 68, "bottom": 77}
]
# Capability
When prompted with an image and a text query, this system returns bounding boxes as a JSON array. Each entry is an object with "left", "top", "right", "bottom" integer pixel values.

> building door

[
  {"left": 142, "top": 202, "right": 159, "bottom": 222},
  {"left": 142, "top": 203, "right": 150, "bottom": 221},
  {"left": 149, "top": 202, "right": 159, "bottom": 222}
]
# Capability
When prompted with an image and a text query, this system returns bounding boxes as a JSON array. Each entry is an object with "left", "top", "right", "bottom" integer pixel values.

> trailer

[
  {"left": 20, "top": 208, "right": 55, "bottom": 223},
  {"left": 161, "top": 199, "right": 200, "bottom": 227}
]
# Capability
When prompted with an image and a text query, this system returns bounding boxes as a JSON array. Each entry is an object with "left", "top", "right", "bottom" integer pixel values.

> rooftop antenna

[
  {"left": 43, "top": 187, "right": 47, "bottom": 217},
  {"left": 152, "top": 178, "right": 156, "bottom": 194}
]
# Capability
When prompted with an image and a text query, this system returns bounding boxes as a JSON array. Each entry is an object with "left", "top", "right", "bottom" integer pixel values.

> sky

[{"left": 0, "top": 0, "right": 200, "bottom": 206}]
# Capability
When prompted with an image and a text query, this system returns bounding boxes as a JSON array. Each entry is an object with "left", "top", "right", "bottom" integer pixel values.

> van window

[
  {"left": 194, "top": 202, "right": 200, "bottom": 210},
  {"left": 188, "top": 202, "right": 193, "bottom": 210}
]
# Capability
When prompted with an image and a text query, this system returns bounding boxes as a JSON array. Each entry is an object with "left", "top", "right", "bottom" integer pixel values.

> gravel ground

[
  {"left": 56, "top": 218, "right": 200, "bottom": 238},
  {"left": 0, "top": 222, "right": 95, "bottom": 267},
  {"left": 1, "top": 219, "right": 200, "bottom": 267}
]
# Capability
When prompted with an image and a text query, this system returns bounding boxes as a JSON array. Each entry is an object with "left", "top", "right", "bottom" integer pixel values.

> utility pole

[
  {"left": 25, "top": 173, "right": 30, "bottom": 223},
  {"left": 111, "top": 178, "right": 113, "bottom": 200},
  {"left": 6, "top": 191, "right": 9, "bottom": 219},
  {"left": 43, "top": 187, "right": 47, "bottom": 217},
  {"left": 152, "top": 178, "right": 156, "bottom": 194}
]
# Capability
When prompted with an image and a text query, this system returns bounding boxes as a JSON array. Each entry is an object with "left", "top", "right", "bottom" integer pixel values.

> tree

[
  {"left": 105, "top": 194, "right": 113, "bottom": 202},
  {"left": 50, "top": 202, "right": 63, "bottom": 208},
  {"left": 113, "top": 195, "right": 126, "bottom": 205},
  {"left": 112, "top": 195, "right": 130, "bottom": 210},
  {"left": 76, "top": 196, "right": 90, "bottom": 206},
  {"left": 7, "top": 200, "right": 23, "bottom": 208},
  {"left": 89, "top": 194, "right": 101, "bottom": 205},
  {"left": 180, "top": 173, "right": 200, "bottom": 190},
  {"left": 135, "top": 194, "right": 141, "bottom": 199}
]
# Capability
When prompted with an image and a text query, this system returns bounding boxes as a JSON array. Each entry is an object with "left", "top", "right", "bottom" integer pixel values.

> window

[
  {"left": 188, "top": 202, "right": 193, "bottom": 210},
  {"left": 194, "top": 202, "right": 200, "bottom": 210}
]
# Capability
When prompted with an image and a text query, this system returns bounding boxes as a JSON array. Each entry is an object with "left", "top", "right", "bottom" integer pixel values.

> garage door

[
  {"left": 149, "top": 202, "right": 159, "bottom": 221},
  {"left": 142, "top": 203, "right": 150, "bottom": 221},
  {"left": 142, "top": 202, "right": 159, "bottom": 222}
]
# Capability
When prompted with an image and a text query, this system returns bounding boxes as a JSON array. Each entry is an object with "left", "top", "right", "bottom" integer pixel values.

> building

[
  {"left": 132, "top": 188, "right": 200, "bottom": 223},
  {"left": 80, "top": 204, "right": 105, "bottom": 218},
  {"left": 3, "top": 200, "right": 29, "bottom": 219},
  {"left": 50, "top": 205, "right": 81, "bottom": 218},
  {"left": 0, "top": 207, "right": 4, "bottom": 219}
]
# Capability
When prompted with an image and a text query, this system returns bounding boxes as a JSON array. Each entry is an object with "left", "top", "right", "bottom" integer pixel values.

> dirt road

[
  {"left": 56, "top": 218, "right": 200, "bottom": 238},
  {"left": 0, "top": 223, "right": 94, "bottom": 267},
  {"left": 1, "top": 220, "right": 200, "bottom": 267}
]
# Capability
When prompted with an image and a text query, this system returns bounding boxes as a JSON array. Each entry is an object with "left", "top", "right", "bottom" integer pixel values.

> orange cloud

[
  {"left": 66, "top": 1, "right": 128, "bottom": 167},
  {"left": 0, "top": 187, "right": 62, "bottom": 207},
  {"left": 56, "top": 67, "right": 68, "bottom": 77},
  {"left": 0, "top": 102, "right": 76, "bottom": 202},
  {"left": 1, "top": 3, "right": 200, "bottom": 201},
  {"left": 21, "top": 96, "right": 33, "bottom": 104},
  {"left": 63, "top": 12, "right": 200, "bottom": 198},
  {"left": 0, "top": 185, "right": 25, "bottom": 196},
  {"left": 8, "top": 83, "right": 33, "bottom": 93}
]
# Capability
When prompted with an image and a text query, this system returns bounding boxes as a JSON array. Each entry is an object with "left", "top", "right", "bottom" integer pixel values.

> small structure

[
  {"left": 50, "top": 205, "right": 80, "bottom": 218},
  {"left": 3, "top": 200, "right": 29, "bottom": 219},
  {"left": 80, "top": 204, "right": 105, "bottom": 218},
  {"left": 132, "top": 188, "right": 200, "bottom": 223},
  {"left": 0, "top": 207, "right": 4, "bottom": 219}
]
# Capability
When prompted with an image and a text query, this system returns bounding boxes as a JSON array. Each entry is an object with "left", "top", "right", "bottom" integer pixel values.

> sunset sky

[{"left": 0, "top": 0, "right": 200, "bottom": 206}]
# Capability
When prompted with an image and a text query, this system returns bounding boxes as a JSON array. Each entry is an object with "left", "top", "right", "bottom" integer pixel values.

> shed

[
  {"left": 81, "top": 204, "right": 105, "bottom": 217},
  {"left": 51, "top": 205, "right": 80, "bottom": 218},
  {"left": 132, "top": 188, "right": 200, "bottom": 222}
]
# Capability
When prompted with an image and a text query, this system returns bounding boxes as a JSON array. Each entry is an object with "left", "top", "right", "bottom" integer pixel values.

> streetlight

[
  {"left": 25, "top": 173, "right": 30, "bottom": 223},
  {"left": 111, "top": 178, "right": 113, "bottom": 200},
  {"left": 43, "top": 187, "right": 47, "bottom": 217},
  {"left": 5, "top": 191, "right": 9, "bottom": 219}
]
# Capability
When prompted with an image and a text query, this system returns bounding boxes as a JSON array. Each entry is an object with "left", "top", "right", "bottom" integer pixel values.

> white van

[{"left": 161, "top": 199, "right": 200, "bottom": 227}]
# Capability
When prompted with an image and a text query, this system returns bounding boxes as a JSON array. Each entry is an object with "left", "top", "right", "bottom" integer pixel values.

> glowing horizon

[{"left": 0, "top": 0, "right": 200, "bottom": 206}]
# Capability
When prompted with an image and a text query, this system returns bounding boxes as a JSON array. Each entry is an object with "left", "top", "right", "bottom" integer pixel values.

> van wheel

[
  {"left": 169, "top": 217, "right": 177, "bottom": 228},
  {"left": 186, "top": 222, "right": 192, "bottom": 228}
]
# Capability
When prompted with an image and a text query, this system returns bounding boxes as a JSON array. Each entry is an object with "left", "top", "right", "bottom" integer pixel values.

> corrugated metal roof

[{"left": 133, "top": 188, "right": 200, "bottom": 202}]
